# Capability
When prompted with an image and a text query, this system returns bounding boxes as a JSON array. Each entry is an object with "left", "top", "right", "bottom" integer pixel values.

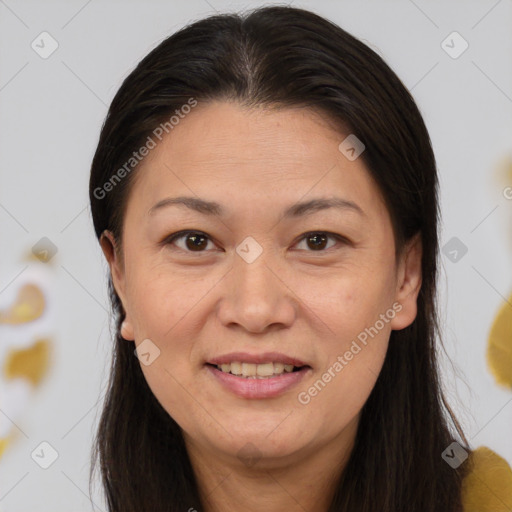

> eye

[
  {"left": 294, "top": 232, "right": 346, "bottom": 252},
  {"left": 163, "top": 230, "right": 216, "bottom": 253}
]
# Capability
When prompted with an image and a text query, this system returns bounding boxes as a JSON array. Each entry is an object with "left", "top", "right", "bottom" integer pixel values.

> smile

[{"left": 205, "top": 363, "right": 312, "bottom": 399}]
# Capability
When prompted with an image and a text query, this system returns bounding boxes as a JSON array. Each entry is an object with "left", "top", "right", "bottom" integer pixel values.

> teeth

[
  {"left": 242, "top": 362, "right": 256, "bottom": 376},
  {"left": 256, "top": 362, "right": 274, "bottom": 377},
  {"left": 230, "top": 362, "right": 242, "bottom": 375},
  {"left": 274, "top": 362, "right": 285, "bottom": 373},
  {"left": 215, "top": 361, "right": 301, "bottom": 378}
]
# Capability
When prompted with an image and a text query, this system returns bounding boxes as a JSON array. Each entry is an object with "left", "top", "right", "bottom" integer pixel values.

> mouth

[
  {"left": 205, "top": 361, "right": 309, "bottom": 379},
  {"left": 204, "top": 353, "right": 312, "bottom": 399}
]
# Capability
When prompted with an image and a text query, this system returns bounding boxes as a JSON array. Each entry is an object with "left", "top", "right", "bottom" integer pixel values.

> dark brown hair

[{"left": 88, "top": 5, "right": 471, "bottom": 511}]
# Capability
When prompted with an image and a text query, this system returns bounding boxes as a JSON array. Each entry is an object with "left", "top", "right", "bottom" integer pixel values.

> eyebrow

[{"left": 147, "top": 195, "right": 365, "bottom": 218}]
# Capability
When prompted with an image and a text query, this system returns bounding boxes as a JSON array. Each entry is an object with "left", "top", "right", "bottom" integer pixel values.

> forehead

[
  {"left": 151, "top": 101, "right": 346, "bottom": 171},
  {"left": 126, "top": 100, "right": 387, "bottom": 220}
]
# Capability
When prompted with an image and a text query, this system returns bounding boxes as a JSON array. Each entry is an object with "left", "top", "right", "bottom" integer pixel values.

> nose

[{"left": 216, "top": 250, "right": 298, "bottom": 334}]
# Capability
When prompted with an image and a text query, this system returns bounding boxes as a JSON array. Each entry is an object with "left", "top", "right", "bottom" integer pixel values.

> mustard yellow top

[{"left": 462, "top": 446, "right": 512, "bottom": 511}]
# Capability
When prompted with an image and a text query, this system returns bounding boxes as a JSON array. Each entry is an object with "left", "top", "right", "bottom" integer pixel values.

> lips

[
  {"left": 204, "top": 351, "right": 312, "bottom": 398},
  {"left": 205, "top": 363, "right": 311, "bottom": 399}
]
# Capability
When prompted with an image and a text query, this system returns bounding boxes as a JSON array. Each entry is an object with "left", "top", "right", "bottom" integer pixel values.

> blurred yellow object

[
  {"left": 462, "top": 446, "right": 512, "bottom": 511},
  {"left": 486, "top": 293, "right": 512, "bottom": 389},
  {"left": 0, "top": 260, "right": 54, "bottom": 463},
  {"left": 0, "top": 438, "right": 8, "bottom": 459},
  {"left": 3, "top": 339, "right": 51, "bottom": 387},
  {"left": 0, "top": 283, "right": 45, "bottom": 324}
]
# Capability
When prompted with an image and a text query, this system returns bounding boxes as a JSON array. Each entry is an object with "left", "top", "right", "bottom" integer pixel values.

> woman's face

[{"left": 102, "top": 100, "right": 421, "bottom": 469}]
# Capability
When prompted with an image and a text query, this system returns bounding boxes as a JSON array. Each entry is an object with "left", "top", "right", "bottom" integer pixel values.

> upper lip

[{"left": 207, "top": 352, "right": 310, "bottom": 367}]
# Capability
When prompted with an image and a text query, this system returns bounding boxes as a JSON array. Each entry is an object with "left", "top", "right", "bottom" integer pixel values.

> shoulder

[{"left": 462, "top": 445, "right": 512, "bottom": 512}]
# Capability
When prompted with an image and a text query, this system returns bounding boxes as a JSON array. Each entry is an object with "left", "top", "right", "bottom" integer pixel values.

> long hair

[{"left": 88, "top": 5, "right": 471, "bottom": 511}]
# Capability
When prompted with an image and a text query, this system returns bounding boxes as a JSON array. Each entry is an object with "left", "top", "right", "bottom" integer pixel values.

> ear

[
  {"left": 390, "top": 233, "right": 422, "bottom": 331},
  {"left": 99, "top": 230, "right": 135, "bottom": 341}
]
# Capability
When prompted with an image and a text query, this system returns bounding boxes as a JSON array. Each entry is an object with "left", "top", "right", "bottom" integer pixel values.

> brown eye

[
  {"left": 295, "top": 232, "right": 341, "bottom": 252},
  {"left": 306, "top": 233, "right": 328, "bottom": 250},
  {"left": 184, "top": 233, "right": 209, "bottom": 251},
  {"left": 165, "top": 231, "right": 214, "bottom": 252}
]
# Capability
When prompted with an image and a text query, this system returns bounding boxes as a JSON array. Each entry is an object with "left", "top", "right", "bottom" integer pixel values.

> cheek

[
  {"left": 130, "top": 273, "right": 197, "bottom": 412},
  {"left": 302, "top": 267, "right": 395, "bottom": 337},
  {"left": 126, "top": 267, "right": 196, "bottom": 339},
  {"left": 126, "top": 269, "right": 206, "bottom": 402},
  {"left": 297, "top": 268, "right": 394, "bottom": 405},
  {"left": 300, "top": 328, "right": 390, "bottom": 435}
]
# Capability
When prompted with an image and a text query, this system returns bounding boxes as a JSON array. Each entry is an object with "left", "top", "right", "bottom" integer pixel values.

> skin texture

[{"left": 100, "top": 101, "right": 422, "bottom": 512}]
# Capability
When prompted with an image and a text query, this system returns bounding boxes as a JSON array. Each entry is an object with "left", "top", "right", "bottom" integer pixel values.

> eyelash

[{"left": 162, "top": 230, "right": 349, "bottom": 254}]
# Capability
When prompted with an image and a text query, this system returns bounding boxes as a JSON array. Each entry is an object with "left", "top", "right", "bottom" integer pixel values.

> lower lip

[{"left": 205, "top": 364, "right": 311, "bottom": 399}]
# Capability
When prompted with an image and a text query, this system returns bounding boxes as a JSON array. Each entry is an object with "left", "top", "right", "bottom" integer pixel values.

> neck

[{"left": 184, "top": 415, "right": 360, "bottom": 512}]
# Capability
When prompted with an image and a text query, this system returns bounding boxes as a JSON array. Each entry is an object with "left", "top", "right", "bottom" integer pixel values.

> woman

[{"left": 88, "top": 5, "right": 512, "bottom": 511}]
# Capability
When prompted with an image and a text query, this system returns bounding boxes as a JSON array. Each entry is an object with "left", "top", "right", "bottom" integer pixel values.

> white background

[{"left": 0, "top": 0, "right": 511, "bottom": 510}]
